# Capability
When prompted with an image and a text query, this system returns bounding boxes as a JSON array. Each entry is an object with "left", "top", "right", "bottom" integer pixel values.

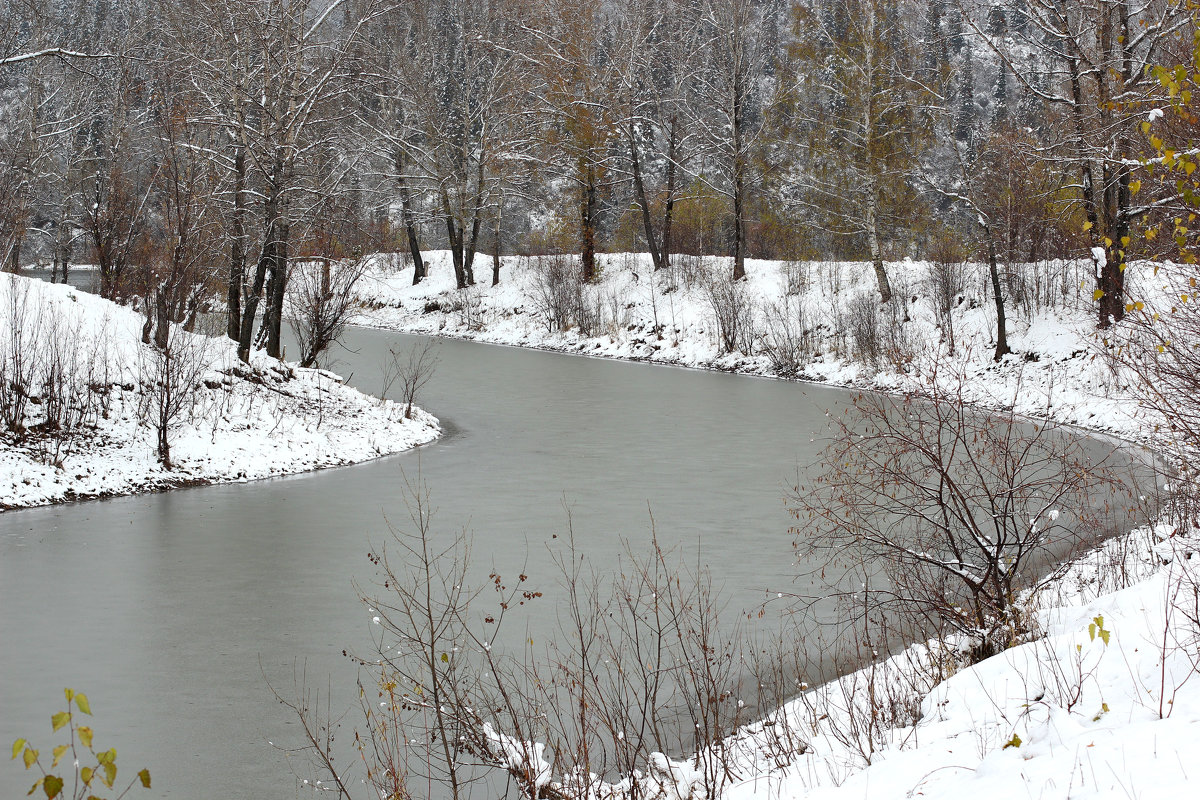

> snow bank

[
  {"left": 0, "top": 274, "right": 439, "bottom": 510},
  {"left": 717, "top": 525, "right": 1200, "bottom": 800}
]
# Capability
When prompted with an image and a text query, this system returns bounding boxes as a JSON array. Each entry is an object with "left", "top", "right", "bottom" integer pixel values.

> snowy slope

[{"left": 0, "top": 274, "right": 439, "bottom": 510}]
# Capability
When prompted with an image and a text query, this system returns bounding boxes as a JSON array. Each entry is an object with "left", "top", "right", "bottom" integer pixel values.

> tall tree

[
  {"left": 971, "top": 0, "right": 1191, "bottom": 326},
  {"left": 789, "top": 0, "right": 928, "bottom": 303},
  {"left": 531, "top": 0, "right": 621, "bottom": 283},
  {"left": 695, "top": 0, "right": 773, "bottom": 280}
]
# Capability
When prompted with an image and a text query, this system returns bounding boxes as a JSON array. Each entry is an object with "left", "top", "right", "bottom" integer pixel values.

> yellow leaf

[
  {"left": 74, "top": 694, "right": 91, "bottom": 716},
  {"left": 51, "top": 712, "right": 69, "bottom": 732},
  {"left": 51, "top": 745, "right": 68, "bottom": 768},
  {"left": 1083, "top": 220, "right": 1094, "bottom": 232},
  {"left": 1130, "top": 179, "right": 1142, "bottom": 194},
  {"left": 23, "top": 747, "right": 37, "bottom": 769},
  {"left": 80, "top": 767, "right": 93, "bottom": 786},
  {"left": 138, "top": 768, "right": 151, "bottom": 788},
  {"left": 77, "top": 727, "right": 92, "bottom": 750},
  {"left": 12, "top": 739, "right": 26, "bottom": 760},
  {"left": 1094, "top": 289, "right": 1106, "bottom": 300}
]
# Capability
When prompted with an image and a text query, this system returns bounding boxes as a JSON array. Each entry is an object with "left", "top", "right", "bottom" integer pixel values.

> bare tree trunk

[
  {"left": 661, "top": 115, "right": 678, "bottom": 272},
  {"left": 731, "top": 77, "right": 746, "bottom": 282},
  {"left": 238, "top": 185, "right": 278, "bottom": 362},
  {"left": 266, "top": 214, "right": 289, "bottom": 359},
  {"left": 986, "top": 233, "right": 1010, "bottom": 360},
  {"left": 228, "top": 144, "right": 247, "bottom": 341},
  {"left": 865, "top": 191, "right": 892, "bottom": 303},
  {"left": 396, "top": 149, "right": 425, "bottom": 285},
  {"left": 630, "top": 123, "right": 664, "bottom": 271},
  {"left": 6, "top": 236, "right": 20, "bottom": 274},
  {"left": 491, "top": 210, "right": 502, "bottom": 287},
  {"left": 154, "top": 286, "right": 170, "bottom": 351},
  {"left": 581, "top": 161, "right": 598, "bottom": 283}
]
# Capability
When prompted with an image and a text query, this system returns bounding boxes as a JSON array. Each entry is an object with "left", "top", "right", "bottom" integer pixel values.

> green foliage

[
  {"left": 1142, "top": 9, "right": 1200, "bottom": 264},
  {"left": 10, "top": 689, "right": 151, "bottom": 800}
]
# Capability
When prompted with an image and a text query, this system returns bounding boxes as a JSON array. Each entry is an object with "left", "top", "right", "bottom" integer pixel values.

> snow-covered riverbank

[
  {"left": 351, "top": 251, "right": 1197, "bottom": 800},
  {"left": 0, "top": 274, "right": 439, "bottom": 511},
  {"left": 353, "top": 251, "right": 1161, "bottom": 443}
]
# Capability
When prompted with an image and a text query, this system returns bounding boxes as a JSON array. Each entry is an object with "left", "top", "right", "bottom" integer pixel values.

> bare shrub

[
  {"left": 455, "top": 285, "right": 484, "bottom": 331},
  {"left": 286, "top": 479, "right": 763, "bottom": 800},
  {"left": 846, "top": 294, "right": 881, "bottom": 369},
  {"left": 761, "top": 294, "right": 810, "bottom": 376},
  {"left": 382, "top": 337, "right": 438, "bottom": 419},
  {"left": 669, "top": 253, "right": 708, "bottom": 292},
  {"left": 531, "top": 254, "right": 580, "bottom": 333},
  {"left": 138, "top": 326, "right": 212, "bottom": 468},
  {"left": 705, "top": 269, "right": 754, "bottom": 355},
  {"left": 287, "top": 254, "right": 369, "bottom": 368},
  {"left": 0, "top": 278, "right": 116, "bottom": 465},
  {"left": 790, "top": 371, "right": 1123, "bottom": 662},
  {"left": 926, "top": 259, "right": 967, "bottom": 356},
  {"left": 782, "top": 260, "right": 810, "bottom": 295},
  {"left": 0, "top": 275, "right": 40, "bottom": 431}
]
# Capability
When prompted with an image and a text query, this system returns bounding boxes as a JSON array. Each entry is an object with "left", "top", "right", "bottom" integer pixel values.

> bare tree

[
  {"left": 287, "top": 252, "right": 369, "bottom": 369},
  {"left": 138, "top": 324, "right": 211, "bottom": 469},
  {"left": 790, "top": 370, "right": 1125, "bottom": 660},
  {"left": 969, "top": 0, "right": 1191, "bottom": 327},
  {"left": 694, "top": 0, "right": 775, "bottom": 281},
  {"left": 383, "top": 338, "right": 439, "bottom": 419},
  {"left": 786, "top": 0, "right": 928, "bottom": 302}
]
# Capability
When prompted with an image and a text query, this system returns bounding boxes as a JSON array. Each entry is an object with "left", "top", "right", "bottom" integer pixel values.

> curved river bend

[{"left": 1, "top": 328, "right": 862, "bottom": 799}]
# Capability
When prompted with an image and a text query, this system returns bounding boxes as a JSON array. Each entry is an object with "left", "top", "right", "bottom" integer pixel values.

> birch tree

[{"left": 789, "top": 0, "right": 927, "bottom": 303}]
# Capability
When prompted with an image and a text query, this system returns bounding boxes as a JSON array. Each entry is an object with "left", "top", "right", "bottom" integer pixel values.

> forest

[{"left": 2, "top": 0, "right": 1197, "bottom": 362}]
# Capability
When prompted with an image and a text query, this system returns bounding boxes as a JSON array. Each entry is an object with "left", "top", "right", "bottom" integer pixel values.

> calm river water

[{"left": 1, "top": 324, "right": 857, "bottom": 799}]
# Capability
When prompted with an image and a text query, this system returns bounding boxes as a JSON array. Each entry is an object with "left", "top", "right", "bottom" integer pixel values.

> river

[{"left": 1, "top": 323, "right": 853, "bottom": 799}]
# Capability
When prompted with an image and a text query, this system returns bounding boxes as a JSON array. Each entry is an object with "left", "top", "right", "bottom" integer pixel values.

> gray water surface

[{"left": 2, "top": 328, "right": 846, "bottom": 799}]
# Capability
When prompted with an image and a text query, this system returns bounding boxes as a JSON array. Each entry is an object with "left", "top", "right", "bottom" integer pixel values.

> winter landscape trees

[
  {"left": 2, "top": 0, "right": 1194, "bottom": 319},
  {"left": 6, "top": 1, "right": 1200, "bottom": 799}
]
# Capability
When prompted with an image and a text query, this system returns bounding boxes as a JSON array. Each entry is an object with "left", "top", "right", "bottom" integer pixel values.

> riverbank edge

[
  {"left": 348, "top": 315, "right": 1165, "bottom": 455},
  {"left": 0, "top": 274, "right": 444, "bottom": 513},
  {"left": 0, "top": 426, "right": 442, "bottom": 514}
]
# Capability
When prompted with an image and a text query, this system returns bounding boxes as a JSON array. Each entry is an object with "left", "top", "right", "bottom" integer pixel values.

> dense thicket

[{"left": 1, "top": 0, "right": 1197, "bottom": 343}]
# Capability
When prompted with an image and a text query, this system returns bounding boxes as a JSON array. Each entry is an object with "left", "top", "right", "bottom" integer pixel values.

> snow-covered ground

[
  {"left": 0, "top": 274, "right": 439, "bottom": 510},
  {"left": 708, "top": 524, "right": 1199, "bottom": 800},
  {"left": 350, "top": 251, "right": 1199, "bottom": 800}
]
